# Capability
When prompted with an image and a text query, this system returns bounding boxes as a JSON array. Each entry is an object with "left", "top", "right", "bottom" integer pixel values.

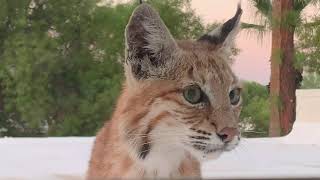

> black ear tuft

[{"left": 198, "top": 4, "right": 242, "bottom": 46}]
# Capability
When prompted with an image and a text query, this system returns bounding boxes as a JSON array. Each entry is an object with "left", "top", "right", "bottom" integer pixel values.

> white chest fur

[{"left": 141, "top": 142, "right": 185, "bottom": 178}]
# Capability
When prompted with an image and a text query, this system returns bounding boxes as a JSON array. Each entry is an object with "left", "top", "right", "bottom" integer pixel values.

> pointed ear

[
  {"left": 198, "top": 4, "right": 242, "bottom": 49},
  {"left": 125, "top": 4, "right": 178, "bottom": 80}
]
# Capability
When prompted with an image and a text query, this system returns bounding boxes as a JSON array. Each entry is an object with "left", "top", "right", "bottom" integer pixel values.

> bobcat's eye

[
  {"left": 183, "top": 85, "right": 203, "bottom": 104},
  {"left": 229, "top": 88, "right": 241, "bottom": 106}
]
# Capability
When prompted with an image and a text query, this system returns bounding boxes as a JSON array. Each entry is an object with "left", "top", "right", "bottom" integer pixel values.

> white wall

[{"left": 296, "top": 89, "right": 320, "bottom": 123}]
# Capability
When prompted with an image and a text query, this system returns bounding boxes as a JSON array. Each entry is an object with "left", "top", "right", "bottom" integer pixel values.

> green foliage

[
  {"left": 240, "top": 81, "right": 270, "bottom": 137},
  {"left": 294, "top": 0, "right": 319, "bottom": 12},
  {"left": 249, "top": 0, "right": 320, "bottom": 69},
  {"left": 246, "top": 0, "right": 319, "bottom": 33},
  {"left": 252, "top": 0, "right": 272, "bottom": 18},
  {"left": 0, "top": 0, "right": 206, "bottom": 136},
  {"left": 250, "top": 0, "right": 272, "bottom": 28},
  {"left": 301, "top": 73, "right": 320, "bottom": 89},
  {"left": 293, "top": 51, "right": 306, "bottom": 70},
  {"left": 296, "top": 15, "right": 320, "bottom": 74},
  {"left": 0, "top": 0, "right": 272, "bottom": 138}
]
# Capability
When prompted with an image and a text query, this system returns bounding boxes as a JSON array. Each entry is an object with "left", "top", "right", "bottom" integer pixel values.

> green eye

[
  {"left": 229, "top": 88, "right": 241, "bottom": 106},
  {"left": 183, "top": 85, "right": 203, "bottom": 104}
]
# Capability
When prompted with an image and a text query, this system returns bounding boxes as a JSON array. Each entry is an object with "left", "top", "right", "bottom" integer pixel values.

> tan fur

[{"left": 87, "top": 3, "right": 242, "bottom": 180}]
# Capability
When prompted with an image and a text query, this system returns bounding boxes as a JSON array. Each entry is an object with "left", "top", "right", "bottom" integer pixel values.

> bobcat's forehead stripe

[{"left": 209, "top": 58, "right": 224, "bottom": 83}]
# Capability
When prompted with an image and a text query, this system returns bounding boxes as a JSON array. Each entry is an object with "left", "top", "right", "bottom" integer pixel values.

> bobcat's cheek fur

[{"left": 87, "top": 3, "right": 242, "bottom": 179}]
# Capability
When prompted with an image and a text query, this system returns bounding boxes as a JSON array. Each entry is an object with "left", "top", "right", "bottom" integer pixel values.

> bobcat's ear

[
  {"left": 125, "top": 4, "right": 178, "bottom": 80},
  {"left": 198, "top": 4, "right": 242, "bottom": 50}
]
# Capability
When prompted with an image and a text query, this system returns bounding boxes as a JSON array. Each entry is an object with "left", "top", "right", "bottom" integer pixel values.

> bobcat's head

[{"left": 121, "top": 3, "right": 242, "bottom": 162}]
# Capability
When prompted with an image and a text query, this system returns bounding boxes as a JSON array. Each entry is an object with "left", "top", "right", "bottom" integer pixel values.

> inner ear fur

[{"left": 125, "top": 4, "right": 178, "bottom": 80}]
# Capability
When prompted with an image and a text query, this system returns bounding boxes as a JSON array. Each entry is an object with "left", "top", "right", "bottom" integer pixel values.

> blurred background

[{"left": 0, "top": 0, "right": 319, "bottom": 138}]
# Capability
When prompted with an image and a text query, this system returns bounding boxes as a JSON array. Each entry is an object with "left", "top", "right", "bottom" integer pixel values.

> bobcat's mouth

[
  {"left": 188, "top": 135, "right": 240, "bottom": 156},
  {"left": 205, "top": 146, "right": 225, "bottom": 153},
  {"left": 185, "top": 128, "right": 240, "bottom": 160},
  {"left": 192, "top": 143, "right": 224, "bottom": 152},
  {"left": 204, "top": 141, "right": 239, "bottom": 154}
]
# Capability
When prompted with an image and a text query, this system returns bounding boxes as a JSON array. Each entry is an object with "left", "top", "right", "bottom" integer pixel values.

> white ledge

[{"left": 0, "top": 90, "right": 319, "bottom": 179}]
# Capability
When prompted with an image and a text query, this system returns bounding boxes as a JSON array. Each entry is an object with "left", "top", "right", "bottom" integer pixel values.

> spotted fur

[{"left": 87, "top": 3, "right": 242, "bottom": 179}]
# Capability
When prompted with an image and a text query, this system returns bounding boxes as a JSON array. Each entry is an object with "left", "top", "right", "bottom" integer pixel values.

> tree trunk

[{"left": 269, "top": 0, "right": 298, "bottom": 136}]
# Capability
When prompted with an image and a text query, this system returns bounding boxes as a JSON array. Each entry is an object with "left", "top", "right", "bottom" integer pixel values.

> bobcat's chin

[
  {"left": 185, "top": 135, "right": 240, "bottom": 161},
  {"left": 223, "top": 136, "right": 241, "bottom": 152}
]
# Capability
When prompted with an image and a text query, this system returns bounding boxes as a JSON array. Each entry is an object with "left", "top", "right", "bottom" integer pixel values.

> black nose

[{"left": 217, "top": 134, "right": 228, "bottom": 141}]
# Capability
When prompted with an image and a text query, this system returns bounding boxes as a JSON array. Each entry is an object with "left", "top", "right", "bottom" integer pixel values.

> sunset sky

[
  {"left": 191, "top": 0, "right": 316, "bottom": 85},
  {"left": 113, "top": 0, "right": 317, "bottom": 85},
  {"left": 192, "top": 0, "right": 271, "bottom": 85}
]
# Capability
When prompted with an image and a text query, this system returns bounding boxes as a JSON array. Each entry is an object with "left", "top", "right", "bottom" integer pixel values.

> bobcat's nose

[{"left": 217, "top": 127, "right": 238, "bottom": 143}]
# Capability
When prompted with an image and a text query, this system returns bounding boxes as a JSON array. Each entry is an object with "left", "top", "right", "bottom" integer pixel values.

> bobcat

[{"left": 87, "top": 3, "right": 242, "bottom": 179}]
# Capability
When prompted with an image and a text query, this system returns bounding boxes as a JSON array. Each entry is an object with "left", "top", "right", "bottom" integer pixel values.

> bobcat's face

[
  {"left": 173, "top": 43, "right": 242, "bottom": 160},
  {"left": 122, "top": 4, "right": 242, "bottom": 162}
]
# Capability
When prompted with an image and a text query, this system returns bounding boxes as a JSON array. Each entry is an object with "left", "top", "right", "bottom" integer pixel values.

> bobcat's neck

[
  {"left": 113, "top": 103, "right": 198, "bottom": 178},
  {"left": 114, "top": 129, "right": 200, "bottom": 178},
  {"left": 135, "top": 139, "right": 187, "bottom": 177},
  {"left": 87, "top": 85, "right": 201, "bottom": 179}
]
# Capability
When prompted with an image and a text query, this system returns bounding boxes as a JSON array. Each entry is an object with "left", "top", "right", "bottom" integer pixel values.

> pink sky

[
  {"left": 113, "top": 0, "right": 272, "bottom": 84},
  {"left": 191, "top": 0, "right": 317, "bottom": 85},
  {"left": 115, "top": 0, "right": 316, "bottom": 85},
  {"left": 192, "top": 0, "right": 271, "bottom": 85}
]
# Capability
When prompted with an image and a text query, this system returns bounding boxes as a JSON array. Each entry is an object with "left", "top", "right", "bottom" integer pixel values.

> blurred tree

[
  {"left": 240, "top": 81, "right": 270, "bottom": 137},
  {"left": 0, "top": 0, "right": 205, "bottom": 136},
  {"left": 296, "top": 15, "right": 320, "bottom": 75},
  {"left": 244, "top": 0, "right": 319, "bottom": 136},
  {"left": 301, "top": 73, "right": 320, "bottom": 89}
]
